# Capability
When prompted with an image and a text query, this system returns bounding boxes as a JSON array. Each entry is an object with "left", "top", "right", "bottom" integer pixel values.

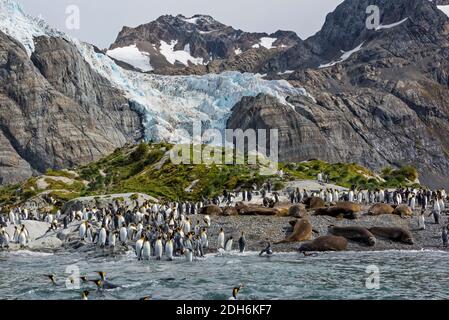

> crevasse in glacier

[{"left": 0, "top": 0, "right": 313, "bottom": 144}]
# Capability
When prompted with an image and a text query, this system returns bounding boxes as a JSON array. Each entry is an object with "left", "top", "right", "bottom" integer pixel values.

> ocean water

[{"left": 0, "top": 250, "right": 448, "bottom": 300}]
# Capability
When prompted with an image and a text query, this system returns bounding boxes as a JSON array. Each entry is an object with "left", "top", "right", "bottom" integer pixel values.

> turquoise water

[{"left": 0, "top": 250, "right": 448, "bottom": 300}]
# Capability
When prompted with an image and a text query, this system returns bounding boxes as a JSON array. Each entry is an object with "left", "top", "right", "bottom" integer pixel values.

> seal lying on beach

[
  {"left": 393, "top": 205, "right": 413, "bottom": 217},
  {"left": 288, "top": 204, "right": 308, "bottom": 218},
  {"left": 368, "top": 204, "right": 395, "bottom": 216},
  {"left": 327, "top": 226, "right": 376, "bottom": 246},
  {"left": 368, "top": 227, "right": 414, "bottom": 245},
  {"left": 314, "top": 204, "right": 359, "bottom": 220},
  {"left": 275, "top": 219, "right": 313, "bottom": 244},
  {"left": 235, "top": 203, "right": 279, "bottom": 216},
  {"left": 302, "top": 197, "right": 325, "bottom": 209},
  {"left": 222, "top": 207, "right": 238, "bottom": 216},
  {"left": 201, "top": 205, "right": 222, "bottom": 216},
  {"left": 298, "top": 235, "right": 348, "bottom": 252}
]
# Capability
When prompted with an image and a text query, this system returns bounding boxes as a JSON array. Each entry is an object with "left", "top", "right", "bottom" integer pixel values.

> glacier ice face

[
  {"left": 0, "top": 0, "right": 312, "bottom": 145},
  {"left": 0, "top": 0, "right": 67, "bottom": 56}
]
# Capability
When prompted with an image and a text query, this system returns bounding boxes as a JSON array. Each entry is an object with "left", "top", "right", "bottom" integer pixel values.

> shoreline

[{"left": 2, "top": 207, "right": 449, "bottom": 255}]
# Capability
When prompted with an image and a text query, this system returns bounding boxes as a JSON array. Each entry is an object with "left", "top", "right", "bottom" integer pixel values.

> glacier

[{"left": 0, "top": 0, "right": 312, "bottom": 144}]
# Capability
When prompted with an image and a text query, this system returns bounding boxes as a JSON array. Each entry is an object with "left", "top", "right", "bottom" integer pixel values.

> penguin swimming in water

[
  {"left": 93, "top": 271, "right": 119, "bottom": 290},
  {"left": 82, "top": 290, "right": 90, "bottom": 300},
  {"left": 155, "top": 236, "right": 163, "bottom": 260},
  {"left": 259, "top": 243, "right": 273, "bottom": 257},
  {"left": 218, "top": 228, "right": 225, "bottom": 250},
  {"left": 228, "top": 285, "right": 243, "bottom": 300},
  {"left": 238, "top": 232, "right": 246, "bottom": 253},
  {"left": 45, "top": 274, "right": 57, "bottom": 286},
  {"left": 225, "top": 237, "right": 233, "bottom": 252}
]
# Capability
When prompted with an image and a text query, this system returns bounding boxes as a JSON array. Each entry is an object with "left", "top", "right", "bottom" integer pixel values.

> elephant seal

[
  {"left": 393, "top": 205, "right": 413, "bottom": 217},
  {"left": 328, "top": 226, "right": 376, "bottom": 246},
  {"left": 235, "top": 203, "right": 279, "bottom": 216},
  {"left": 302, "top": 197, "right": 325, "bottom": 209},
  {"left": 288, "top": 204, "right": 308, "bottom": 218},
  {"left": 298, "top": 235, "right": 348, "bottom": 252},
  {"left": 314, "top": 206, "right": 358, "bottom": 220},
  {"left": 222, "top": 206, "right": 238, "bottom": 216},
  {"left": 201, "top": 205, "right": 222, "bottom": 216},
  {"left": 368, "top": 204, "right": 395, "bottom": 216},
  {"left": 276, "top": 219, "right": 313, "bottom": 244},
  {"left": 334, "top": 202, "right": 362, "bottom": 213},
  {"left": 368, "top": 227, "right": 414, "bottom": 245}
]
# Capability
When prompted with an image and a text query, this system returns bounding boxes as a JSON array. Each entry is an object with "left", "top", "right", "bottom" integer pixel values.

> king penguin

[
  {"left": 225, "top": 236, "right": 233, "bottom": 252},
  {"left": 238, "top": 232, "right": 246, "bottom": 253},
  {"left": 218, "top": 228, "right": 225, "bottom": 250},
  {"left": 165, "top": 237, "right": 174, "bottom": 261},
  {"left": 155, "top": 236, "right": 163, "bottom": 260}
]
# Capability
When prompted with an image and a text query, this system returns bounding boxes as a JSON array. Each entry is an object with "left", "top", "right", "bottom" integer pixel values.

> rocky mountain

[
  {"left": 107, "top": 14, "right": 301, "bottom": 74},
  {"left": 1, "top": 0, "right": 449, "bottom": 189},
  {"left": 0, "top": 1, "right": 143, "bottom": 185},
  {"left": 228, "top": 0, "right": 449, "bottom": 187}
]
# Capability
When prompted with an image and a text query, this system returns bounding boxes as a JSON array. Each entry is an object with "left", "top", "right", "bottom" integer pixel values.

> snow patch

[
  {"left": 375, "top": 17, "right": 408, "bottom": 31},
  {"left": 438, "top": 5, "right": 449, "bottom": 18},
  {"left": 181, "top": 16, "right": 200, "bottom": 24},
  {"left": 278, "top": 70, "right": 295, "bottom": 75},
  {"left": 234, "top": 48, "right": 243, "bottom": 55},
  {"left": 252, "top": 37, "right": 277, "bottom": 49},
  {"left": 319, "top": 42, "right": 364, "bottom": 69},
  {"left": 106, "top": 45, "right": 153, "bottom": 72},
  {"left": 159, "top": 40, "right": 204, "bottom": 66}
]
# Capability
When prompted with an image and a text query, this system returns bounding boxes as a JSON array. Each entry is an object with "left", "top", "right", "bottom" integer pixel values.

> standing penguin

[
  {"left": 18, "top": 226, "right": 28, "bottom": 248},
  {"left": 154, "top": 236, "right": 163, "bottom": 260},
  {"left": 79, "top": 221, "right": 87, "bottom": 240},
  {"left": 165, "top": 238, "right": 174, "bottom": 261},
  {"left": 135, "top": 236, "right": 145, "bottom": 260},
  {"left": 98, "top": 227, "right": 107, "bottom": 248},
  {"left": 108, "top": 231, "right": 117, "bottom": 250},
  {"left": 442, "top": 226, "right": 448, "bottom": 247},
  {"left": 204, "top": 215, "right": 211, "bottom": 228},
  {"left": 238, "top": 232, "right": 246, "bottom": 253},
  {"left": 418, "top": 210, "right": 426, "bottom": 230},
  {"left": 218, "top": 228, "right": 225, "bottom": 250},
  {"left": 142, "top": 237, "right": 151, "bottom": 261},
  {"left": 184, "top": 248, "right": 193, "bottom": 262},
  {"left": 225, "top": 237, "right": 233, "bottom": 252},
  {"left": 119, "top": 226, "right": 128, "bottom": 246},
  {"left": 200, "top": 228, "right": 209, "bottom": 250}
]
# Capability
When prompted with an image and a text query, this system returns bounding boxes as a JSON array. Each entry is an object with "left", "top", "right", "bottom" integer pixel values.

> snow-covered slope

[
  {"left": 438, "top": 5, "right": 449, "bottom": 17},
  {"left": 0, "top": 0, "right": 311, "bottom": 144},
  {"left": 106, "top": 44, "right": 153, "bottom": 72}
]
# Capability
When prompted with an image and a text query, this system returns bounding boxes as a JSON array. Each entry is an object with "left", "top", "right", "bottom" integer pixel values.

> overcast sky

[{"left": 15, "top": 0, "right": 343, "bottom": 48}]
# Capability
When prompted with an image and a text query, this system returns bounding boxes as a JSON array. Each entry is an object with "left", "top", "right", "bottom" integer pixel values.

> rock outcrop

[{"left": 0, "top": 31, "right": 143, "bottom": 184}]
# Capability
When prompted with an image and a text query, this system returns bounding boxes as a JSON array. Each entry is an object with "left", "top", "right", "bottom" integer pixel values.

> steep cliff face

[
  {"left": 0, "top": 31, "right": 143, "bottom": 184},
  {"left": 228, "top": 0, "right": 449, "bottom": 188}
]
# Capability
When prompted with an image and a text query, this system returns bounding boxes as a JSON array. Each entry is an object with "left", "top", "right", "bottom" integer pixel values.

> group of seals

[{"left": 367, "top": 203, "right": 412, "bottom": 218}]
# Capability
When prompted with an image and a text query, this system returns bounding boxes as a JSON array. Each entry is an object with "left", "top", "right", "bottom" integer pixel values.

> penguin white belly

[
  {"left": 135, "top": 240, "right": 144, "bottom": 259},
  {"left": 218, "top": 234, "right": 225, "bottom": 249},
  {"left": 120, "top": 228, "right": 128, "bottom": 244},
  {"left": 165, "top": 242, "right": 174, "bottom": 261},
  {"left": 109, "top": 234, "right": 116, "bottom": 247},
  {"left": 79, "top": 224, "right": 86, "bottom": 239},
  {"left": 155, "top": 241, "right": 163, "bottom": 260},
  {"left": 98, "top": 229, "right": 107, "bottom": 247},
  {"left": 142, "top": 242, "right": 151, "bottom": 260},
  {"left": 225, "top": 239, "right": 233, "bottom": 252},
  {"left": 185, "top": 250, "right": 193, "bottom": 262},
  {"left": 18, "top": 232, "right": 27, "bottom": 247}
]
